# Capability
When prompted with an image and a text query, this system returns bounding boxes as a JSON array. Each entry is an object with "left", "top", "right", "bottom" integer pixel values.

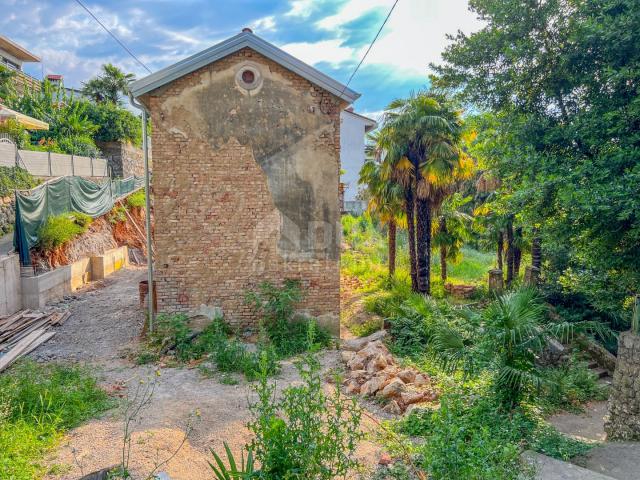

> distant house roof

[
  {"left": 0, "top": 35, "right": 40, "bottom": 62},
  {"left": 130, "top": 29, "right": 360, "bottom": 103},
  {"left": 342, "top": 109, "right": 378, "bottom": 133}
]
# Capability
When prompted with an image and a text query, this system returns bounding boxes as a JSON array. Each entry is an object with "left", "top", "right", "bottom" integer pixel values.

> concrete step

[
  {"left": 576, "top": 442, "right": 640, "bottom": 480},
  {"left": 591, "top": 367, "right": 609, "bottom": 379},
  {"left": 524, "top": 451, "right": 617, "bottom": 480}
]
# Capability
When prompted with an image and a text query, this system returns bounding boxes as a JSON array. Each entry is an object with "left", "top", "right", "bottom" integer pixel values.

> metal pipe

[{"left": 128, "top": 93, "right": 155, "bottom": 333}]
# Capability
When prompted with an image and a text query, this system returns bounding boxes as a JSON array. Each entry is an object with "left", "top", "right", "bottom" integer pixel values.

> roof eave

[{"left": 130, "top": 32, "right": 360, "bottom": 103}]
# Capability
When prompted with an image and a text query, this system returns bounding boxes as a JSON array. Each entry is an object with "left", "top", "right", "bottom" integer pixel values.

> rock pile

[{"left": 341, "top": 331, "right": 437, "bottom": 415}]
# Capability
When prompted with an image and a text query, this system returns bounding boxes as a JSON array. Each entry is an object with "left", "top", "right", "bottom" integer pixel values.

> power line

[
  {"left": 73, "top": 0, "right": 152, "bottom": 74},
  {"left": 340, "top": 0, "right": 400, "bottom": 98}
]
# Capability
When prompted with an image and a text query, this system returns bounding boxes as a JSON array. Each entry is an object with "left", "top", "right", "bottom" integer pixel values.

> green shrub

[
  {"left": 350, "top": 317, "right": 384, "bottom": 337},
  {"left": 0, "top": 361, "right": 113, "bottom": 479},
  {"left": 528, "top": 424, "right": 593, "bottom": 461},
  {"left": 0, "top": 165, "right": 38, "bottom": 197},
  {"left": 147, "top": 314, "right": 280, "bottom": 381},
  {"left": 247, "top": 355, "right": 363, "bottom": 479},
  {"left": 245, "top": 280, "right": 332, "bottom": 357},
  {"left": 38, "top": 211, "right": 93, "bottom": 251},
  {"left": 108, "top": 205, "right": 128, "bottom": 224},
  {"left": 126, "top": 190, "right": 145, "bottom": 208},
  {"left": 539, "top": 361, "right": 608, "bottom": 412}
]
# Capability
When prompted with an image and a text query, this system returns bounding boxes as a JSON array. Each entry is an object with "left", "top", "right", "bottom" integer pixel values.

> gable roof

[{"left": 130, "top": 29, "right": 360, "bottom": 103}]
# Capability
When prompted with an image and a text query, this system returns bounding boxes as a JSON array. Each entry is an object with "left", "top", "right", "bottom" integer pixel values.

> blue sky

[{"left": 1, "top": 0, "right": 481, "bottom": 118}]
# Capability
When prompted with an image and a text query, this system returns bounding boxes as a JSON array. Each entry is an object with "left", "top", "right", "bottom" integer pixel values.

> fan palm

[
  {"left": 432, "top": 193, "right": 473, "bottom": 281},
  {"left": 360, "top": 131, "right": 405, "bottom": 276},
  {"left": 82, "top": 63, "right": 136, "bottom": 104},
  {"left": 430, "top": 288, "right": 612, "bottom": 408},
  {"left": 380, "top": 92, "right": 471, "bottom": 294}
]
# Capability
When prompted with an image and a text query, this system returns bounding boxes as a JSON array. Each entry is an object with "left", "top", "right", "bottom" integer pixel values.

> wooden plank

[
  {"left": 21, "top": 331, "right": 55, "bottom": 357},
  {"left": 0, "top": 329, "right": 46, "bottom": 372}
]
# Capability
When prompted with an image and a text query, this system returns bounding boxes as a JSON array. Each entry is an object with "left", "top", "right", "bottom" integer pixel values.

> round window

[
  {"left": 241, "top": 69, "right": 255, "bottom": 84},
  {"left": 235, "top": 64, "right": 262, "bottom": 92}
]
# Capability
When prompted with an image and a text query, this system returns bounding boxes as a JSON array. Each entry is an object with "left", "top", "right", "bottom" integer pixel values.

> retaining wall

[{"left": 4, "top": 246, "right": 128, "bottom": 313}]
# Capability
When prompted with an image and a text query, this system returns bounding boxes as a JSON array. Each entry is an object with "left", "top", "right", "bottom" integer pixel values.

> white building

[{"left": 340, "top": 108, "right": 377, "bottom": 212}]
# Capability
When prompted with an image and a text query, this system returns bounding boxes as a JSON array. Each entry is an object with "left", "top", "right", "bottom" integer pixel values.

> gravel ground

[{"left": 28, "top": 267, "right": 381, "bottom": 479}]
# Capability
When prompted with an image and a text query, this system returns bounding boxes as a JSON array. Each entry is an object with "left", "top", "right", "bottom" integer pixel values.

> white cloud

[
  {"left": 286, "top": 0, "right": 316, "bottom": 18},
  {"left": 280, "top": 39, "right": 357, "bottom": 66},
  {"left": 291, "top": 0, "right": 482, "bottom": 76},
  {"left": 251, "top": 15, "right": 277, "bottom": 33}
]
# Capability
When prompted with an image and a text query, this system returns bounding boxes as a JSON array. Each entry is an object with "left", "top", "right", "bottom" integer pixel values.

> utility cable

[{"left": 73, "top": 0, "right": 152, "bottom": 74}]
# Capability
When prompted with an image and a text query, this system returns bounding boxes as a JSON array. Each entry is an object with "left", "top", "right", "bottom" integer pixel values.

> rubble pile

[{"left": 341, "top": 331, "right": 438, "bottom": 415}]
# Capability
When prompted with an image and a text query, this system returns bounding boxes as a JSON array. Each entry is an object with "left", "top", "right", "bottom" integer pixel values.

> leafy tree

[
  {"left": 360, "top": 131, "right": 405, "bottom": 277},
  {"left": 0, "top": 65, "right": 16, "bottom": 102},
  {"left": 85, "top": 101, "right": 142, "bottom": 146},
  {"left": 82, "top": 63, "right": 135, "bottom": 105},
  {"left": 432, "top": 0, "right": 640, "bottom": 316}
]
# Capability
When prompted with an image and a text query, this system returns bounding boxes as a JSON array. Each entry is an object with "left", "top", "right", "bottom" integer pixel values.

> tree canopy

[{"left": 432, "top": 0, "right": 640, "bottom": 316}]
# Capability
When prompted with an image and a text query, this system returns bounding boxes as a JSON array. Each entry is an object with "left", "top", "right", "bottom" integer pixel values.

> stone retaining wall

[{"left": 605, "top": 331, "right": 640, "bottom": 440}]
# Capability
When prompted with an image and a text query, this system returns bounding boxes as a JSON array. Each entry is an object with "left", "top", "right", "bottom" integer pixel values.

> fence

[{"left": 0, "top": 141, "right": 109, "bottom": 178}]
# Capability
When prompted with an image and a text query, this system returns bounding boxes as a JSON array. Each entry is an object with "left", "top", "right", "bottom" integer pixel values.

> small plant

[
  {"left": 632, "top": 295, "right": 640, "bottom": 335},
  {"left": 246, "top": 354, "right": 363, "bottom": 479},
  {"left": 209, "top": 442, "right": 257, "bottom": 480},
  {"left": 245, "top": 280, "right": 332, "bottom": 357},
  {"left": 38, "top": 211, "right": 93, "bottom": 251},
  {"left": 126, "top": 190, "right": 146, "bottom": 209},
  {"left": 350, "top": 316, "right": 384, "bottom": 337},
  {"left": 108, "top": 205, "right": 129, "bottom": 224}
]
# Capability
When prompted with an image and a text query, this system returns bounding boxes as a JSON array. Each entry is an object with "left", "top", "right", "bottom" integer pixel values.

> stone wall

[
  {"left": 139, "top": 47, "right": 344, "bottom": 331},
  {"left": 0, "top": 195, "right": 15, "bottom": 235},
  {"left": 96, "top": 141, "right": 147, "bottom": 178},
  {"left": 605, "top": 331, "right": 640, "bottom": 440}
]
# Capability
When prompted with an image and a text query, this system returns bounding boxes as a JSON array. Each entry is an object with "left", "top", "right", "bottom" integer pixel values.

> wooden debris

[{"left": 0, "top": 309, "right": 70, "bottom": 372}]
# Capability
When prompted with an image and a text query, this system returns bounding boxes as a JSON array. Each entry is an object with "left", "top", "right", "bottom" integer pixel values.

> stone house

[{"left": 130, "top": 29, "right": 361, "bottom": 333}]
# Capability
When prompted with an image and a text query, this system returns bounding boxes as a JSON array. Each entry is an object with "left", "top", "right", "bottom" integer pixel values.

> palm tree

[
  {"left": 430, "top": 288, "right": 611, "bottom": 408},
  {"left": 381, "top": 92, "right": 470, "bottom": 294},
  {"left": 360, "top": 131, "right": 405, "bottom": 277},
  {"left": 82, "top": 63, "right": 136, "bottom": 104},
  {"left": 432, "top": 193, "right": 472, "bottom": 282}
]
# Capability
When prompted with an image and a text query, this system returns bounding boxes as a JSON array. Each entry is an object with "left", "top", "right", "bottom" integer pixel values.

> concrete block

[
  {"left": 21, "top": 257, "right": 91, "bottom": 309},
  {"left": 0, "top": 254, "right": 22, "bottom": 317},
  {"left": 91, "top": 246, "right": 128, "bottom": 280}
]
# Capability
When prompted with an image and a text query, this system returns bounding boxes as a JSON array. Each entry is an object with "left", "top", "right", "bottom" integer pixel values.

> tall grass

[{"left": 0, "top": 361, "right": 113, "bottom": 479}]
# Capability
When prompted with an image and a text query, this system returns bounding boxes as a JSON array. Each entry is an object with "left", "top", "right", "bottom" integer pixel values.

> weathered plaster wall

[{"left": 142, "top": 48, "right": 344, "bottom": 330}]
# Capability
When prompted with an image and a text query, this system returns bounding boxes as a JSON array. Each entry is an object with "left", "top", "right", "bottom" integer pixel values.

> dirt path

[{"left": 30, "top": 267, "right": 381, "bottom": 479}]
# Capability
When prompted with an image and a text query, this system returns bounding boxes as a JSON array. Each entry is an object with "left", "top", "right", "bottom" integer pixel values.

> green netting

[{"left": 14, "top": 176, "right": 144, "bottom": 265}]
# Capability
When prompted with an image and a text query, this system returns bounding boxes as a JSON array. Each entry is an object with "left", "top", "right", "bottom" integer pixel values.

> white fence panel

[
  {"left": 49, "top": 153, "right": 73, "bottom": 177},
  {"left": 93, "top": 157, "right": 108, "bottom": 177},
  {"left": 0, "top": 143, "right": 16, "bottom": 167},
  {"left": 19, "top": 150, "right": 50, "bottom": 176},
  {"left": 74, "top": 155, "right": 93, "bottom": 177}
]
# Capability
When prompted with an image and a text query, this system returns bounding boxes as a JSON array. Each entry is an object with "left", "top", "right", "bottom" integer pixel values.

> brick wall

[{"left": 141, "top": 48, "right": 345, "bottom": 331}]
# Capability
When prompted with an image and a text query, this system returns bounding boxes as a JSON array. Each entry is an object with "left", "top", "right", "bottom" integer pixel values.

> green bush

[
  {"left": 539, "top": 361, "right": 608, "bottom": 412},
  {"left": 85, "top": 100, "right": 142, "bottom": 146},
  {"left": 108, "top": 205, "right": 128, "bottom": 224},
  {"left": 0, "top": 361, "right": 113, "bottom": 479},
  {"left": 126, "top": 190, "right": 146, "bottom": 208},
  {"left": 38, "top": 211, "right": 93, "bottom": 251},
  {"left": 245, "top": 280, "right": 332, "bottom": 357},
  {"left": 147, "top": 314, "right": 280, "bottom": 381},
  {"left": 0, "top": 165, "right": 38, "bottom": 197},
  {"left": 247, "top": 355, "right": 363, "bottom": 479}
]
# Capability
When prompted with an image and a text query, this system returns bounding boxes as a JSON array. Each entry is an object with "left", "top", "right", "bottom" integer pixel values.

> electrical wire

[
  {"left": 73, "top": 0, "right": 152, "bottom": 74},
  {"left": 339, "top": 0, "right": 400, "bottom": 98}
]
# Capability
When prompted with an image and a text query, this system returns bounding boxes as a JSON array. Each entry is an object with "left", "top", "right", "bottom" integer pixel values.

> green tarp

[{"left": 14, "top": 176, "right": 144, "bottom": 265}]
